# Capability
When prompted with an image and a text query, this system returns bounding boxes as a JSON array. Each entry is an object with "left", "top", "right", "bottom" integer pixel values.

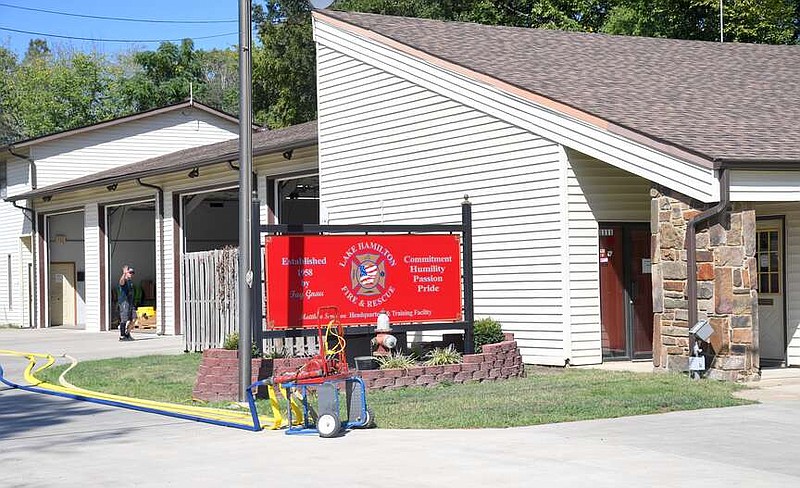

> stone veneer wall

[
  {"left": 651, "top": 188, "right": 759, "bottom": 381},
  {"left": 193, "top": 335, "right": 525, "bottom": 401}
]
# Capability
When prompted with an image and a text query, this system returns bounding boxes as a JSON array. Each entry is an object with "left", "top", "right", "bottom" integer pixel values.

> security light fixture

[
  {"left": 106, "top": 183, "right": 118, "bottom": 192},
  {"left": 188, "top": 167, "right": 200, "bottom": 178},
  {"left": 688, "top": 319, "right": 714, "bottom": 377},
  {"left": 689, "top": 319, "right": 713, "bottom": 342},
  {"left": 282, "top": 149, "right": 293, "bottom": 160},
  {"left": 42, "top": 195, "right": 52, "bottom": 202}
]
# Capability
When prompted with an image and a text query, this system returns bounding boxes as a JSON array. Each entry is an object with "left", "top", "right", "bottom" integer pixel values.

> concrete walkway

[{"left": 2, "top": 328, "right": 800, "bottom": 487}]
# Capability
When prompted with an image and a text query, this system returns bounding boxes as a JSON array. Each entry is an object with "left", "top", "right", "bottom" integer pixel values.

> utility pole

[
  {"left": 719, "top": 0, "right": 724, "bottom": 43},
  {"left": 237, "top": 0, "right": 253, "bottom": 402}
]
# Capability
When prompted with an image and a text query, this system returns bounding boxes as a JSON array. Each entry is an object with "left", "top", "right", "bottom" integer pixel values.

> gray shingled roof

[
  {"left": 320, "top": 10, "right": 800, "bottom": 163},
  {"left": 7, "top": 121, "right": 318, "bottom": 201}
]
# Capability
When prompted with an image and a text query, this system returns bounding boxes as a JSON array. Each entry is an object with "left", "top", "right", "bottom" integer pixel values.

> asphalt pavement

[{"left": 2, "top": 327, "right": 800, "bottom": 487}]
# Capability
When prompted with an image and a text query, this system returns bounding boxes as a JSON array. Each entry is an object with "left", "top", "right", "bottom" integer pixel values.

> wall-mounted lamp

[
  {"left": 106, "top": 183, "right": 118, "bottom": 192},
  {"left": 188, "top": 167, "right": 200, "bottom": 178},
  {"left": 282, "top": 149, "right": 293, "bottom": 160},
  {"left": 42, "top": 195, "right": 52, "bottom": 202}
]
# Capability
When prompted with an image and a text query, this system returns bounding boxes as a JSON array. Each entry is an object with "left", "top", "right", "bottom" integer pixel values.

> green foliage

[
  {"left": 222, "top": 332, "right": 261, "bottom": 357},
  {"left": 195, "top": 49, "right": 240, "bottom": 115},
  {"left": 376, "top": 352, "right": 418, "bottom": 370},
  {"left": 253, "top": 1, "right": 318, "bottom": 128},
  {"left": 424, "top": 345, "right": 462, "bottom": 365},
  {"left": 0, "top": 46, "right": 128, "bottom": 142},
  {"left": 119, "top": 39, "right": 206, "bottom": 112},
  {"left": 473, "top": 317, "right": 505, "bottom": 353},
  {"left": 602, "top": 0, "right": 799, "bottom": 44}
]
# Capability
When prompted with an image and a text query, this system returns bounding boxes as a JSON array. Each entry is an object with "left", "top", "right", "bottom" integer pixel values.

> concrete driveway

[{"left": 2, "top": 327, "right": 800, "bottom": 487}]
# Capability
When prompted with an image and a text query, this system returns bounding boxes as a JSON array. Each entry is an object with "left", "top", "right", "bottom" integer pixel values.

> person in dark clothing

[{"left": 118, "top": 264, "right": 136, "bottom": 341}]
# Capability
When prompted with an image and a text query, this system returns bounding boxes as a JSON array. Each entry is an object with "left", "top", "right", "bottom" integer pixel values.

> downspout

[
  {"left": 136, "top": 179, "right": 166, "bottom": 335},
  {"left": 11, "top": 200, "right": 37, "bottom": 329},
  {"left": 686, "top": 167, "right": 730, "bottom": 370}
]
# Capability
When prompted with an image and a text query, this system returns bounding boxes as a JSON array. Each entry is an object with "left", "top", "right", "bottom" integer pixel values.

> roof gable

[
  {"left": 317, "top": 10, "right": 800, "bottom": 163},
  {"left": 2, "top": 100, "right": 250, "bottom": 151}
]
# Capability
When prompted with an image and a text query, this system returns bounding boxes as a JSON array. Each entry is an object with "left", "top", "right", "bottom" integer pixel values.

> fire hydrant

[{"left": 371, "top": 311, "right": 397, "bottom": 356}]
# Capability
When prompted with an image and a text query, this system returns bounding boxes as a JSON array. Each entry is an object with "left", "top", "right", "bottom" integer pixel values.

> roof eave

[
  {"left": 713, "top": 158, "right": 800, "bottom": 171},
  {"left": 4, "top": 134, "right": 318, "bottom": 203}
]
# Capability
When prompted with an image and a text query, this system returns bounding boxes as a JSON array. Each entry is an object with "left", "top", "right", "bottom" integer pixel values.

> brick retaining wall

[
  {"left": 193, "top": 335, "right": 525, "bottom": 401},
  {"left": 358, "top": 338, "right": 524, "bottom": 390},
  {"left": 192, "top": 349, "right": 273, "bottom": 402}
]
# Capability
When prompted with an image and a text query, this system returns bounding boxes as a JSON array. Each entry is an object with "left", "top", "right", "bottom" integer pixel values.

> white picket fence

[
  {"left": 182, "top": 248, "right": 239, "bottom": 352},
  {"left": 181, "top": 247, "right": 318, "bottom": 354}
]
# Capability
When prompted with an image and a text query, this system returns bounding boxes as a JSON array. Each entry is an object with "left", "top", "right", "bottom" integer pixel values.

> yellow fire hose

[{"left": 0, "top": 349, "right": 303, "bottom": 431}]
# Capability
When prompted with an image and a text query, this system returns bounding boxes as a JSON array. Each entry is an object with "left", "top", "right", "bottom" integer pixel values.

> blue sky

[{"left": 0, "top": 1, "right": 334, "bottom": 58}]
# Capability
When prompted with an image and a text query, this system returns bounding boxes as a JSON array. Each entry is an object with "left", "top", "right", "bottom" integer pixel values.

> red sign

[{"left": 264, "top": 234, "right": 462, "bottom": 328}]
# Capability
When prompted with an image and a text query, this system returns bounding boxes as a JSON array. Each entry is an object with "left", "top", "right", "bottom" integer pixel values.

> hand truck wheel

[
  {"left": 317, "top": 413, "right": 341, "bottom": 438},
  {"left": 363, "top": 407, "right": 376, "bottom": 429}
]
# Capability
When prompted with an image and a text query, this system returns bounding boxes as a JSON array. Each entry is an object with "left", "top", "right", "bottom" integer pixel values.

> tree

[
  {"left": 195, "top": 48, "right": 240, "bottom": 115},
  {"left": 24, "top": 39, "right": 50, "bottom": 61},
  {"left": 252, "top": 0, "right": 317, "bottom": 128},
  {"left": 722, "top": 0, "right": 797, "bottom": 44},
  {"left": 602, "top": 0, "right": 799, "bottom": 44},
  {"left": 119, "top": 39, "right": 206, "bottom": 112},
  {"left": 0, "top": 47, "right": 20, "bottom": 144},
  {"left": 0, "top": 48, "right": 125, "bottom": 141},
  {"left": 332, "top": 1, "right": 616, "bottom": 31}
]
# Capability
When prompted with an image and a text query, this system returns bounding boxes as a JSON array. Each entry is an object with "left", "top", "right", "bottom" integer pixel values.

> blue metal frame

[{"left": 281, "top": 375, "right": 369, "bottom": 436}]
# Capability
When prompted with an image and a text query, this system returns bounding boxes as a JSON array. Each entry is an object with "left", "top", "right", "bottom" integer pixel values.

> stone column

[{"left": 651, "top": 188, "right": 759, "bottom": 381}]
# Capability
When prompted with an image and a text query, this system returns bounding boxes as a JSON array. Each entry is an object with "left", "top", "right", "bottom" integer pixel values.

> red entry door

[{"left": 599, "top": 224, "right": 653, "bottom": 359}]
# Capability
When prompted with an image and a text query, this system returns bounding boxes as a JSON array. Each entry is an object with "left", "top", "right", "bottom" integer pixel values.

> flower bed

[
  {"left": 193, "top": 334, "right": 524, "bottom": 401},
  {"left": 360, "top": 336, "right": 524, "bottom": 390}
]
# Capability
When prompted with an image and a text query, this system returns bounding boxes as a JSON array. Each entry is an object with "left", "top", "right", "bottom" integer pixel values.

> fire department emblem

[{"left": 349, "top": 253, "right": 387, "bottom": 296}]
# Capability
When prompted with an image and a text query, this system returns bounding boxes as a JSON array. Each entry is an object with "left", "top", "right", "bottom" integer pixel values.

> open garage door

[
  {"left": 106, "top": 201, "right": 156, "bottom": 331},
  {"left": 182, "top": 188, "right": 239, "bottom": 253},
  {"left": 46, "top": 211, "right": 85, "bottom": 327}
]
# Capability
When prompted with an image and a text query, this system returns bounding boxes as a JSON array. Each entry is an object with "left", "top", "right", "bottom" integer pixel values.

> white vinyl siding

[
  {"left": 163, "top": 191, "right": 175, "bottom": 334},
  {"left": 753, "top": 203, "right": 800, "bottom": 366},
  {"left": 28, "top": 110, "right": 238, "bottom": 189},
  {"left": 317, "top": 45, "right": 567, "bottom": 365},
  {"left": 84, "top": 203, "right": 101, "bottom": 332},
  {"left": 313, "top": 18, "right": 717, "bottom": 203},
  {"left": 0, "top": 154, "right": 32, "bottom": 326},
  {"left": 731, "top": 171, "right": 800, "bottom": 202},
  {"left": 566, "top": 151, "right": 652, "bottom": 364}
]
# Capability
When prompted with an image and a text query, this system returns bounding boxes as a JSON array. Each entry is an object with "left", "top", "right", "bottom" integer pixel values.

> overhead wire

[
  {"left": 0, "top": 2, "right": 236, "bottom": 24},
  {"left": 0, "top": 26, "right": 237, "bottom": 44}
]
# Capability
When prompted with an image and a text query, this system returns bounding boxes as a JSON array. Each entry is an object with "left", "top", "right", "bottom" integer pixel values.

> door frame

[
  {"left": 755, "top": 215, "right": 787, "bottom": 365},
  {"left": 600, "top": 222, "right": 653, "bottom": 361}
]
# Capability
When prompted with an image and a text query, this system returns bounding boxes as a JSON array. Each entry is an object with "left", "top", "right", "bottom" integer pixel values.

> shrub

[
  {"left": 376, "top": 352, "right": 418, "bottom": 370},
  {"left": 222, "top": 332, "right": 261, "bottom": 357},
  {"left": 473, "top": 317, "right": 504, "bottom": 353},
  {"left": 424, "top": 345, "right": 462, "bottom": 366}
]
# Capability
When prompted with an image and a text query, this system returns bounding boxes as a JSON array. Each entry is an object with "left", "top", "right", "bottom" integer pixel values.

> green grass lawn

[{"left": 36, "top": 353, "right": 754, "bottom": 429}]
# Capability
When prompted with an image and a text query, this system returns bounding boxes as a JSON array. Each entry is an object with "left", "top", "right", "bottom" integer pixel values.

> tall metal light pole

[
  {"left": 237, "top": 0, "right": 253, "bottom": 401},
  {"left": 719, "top": 0, "right": 724, "bottom": 43}
]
